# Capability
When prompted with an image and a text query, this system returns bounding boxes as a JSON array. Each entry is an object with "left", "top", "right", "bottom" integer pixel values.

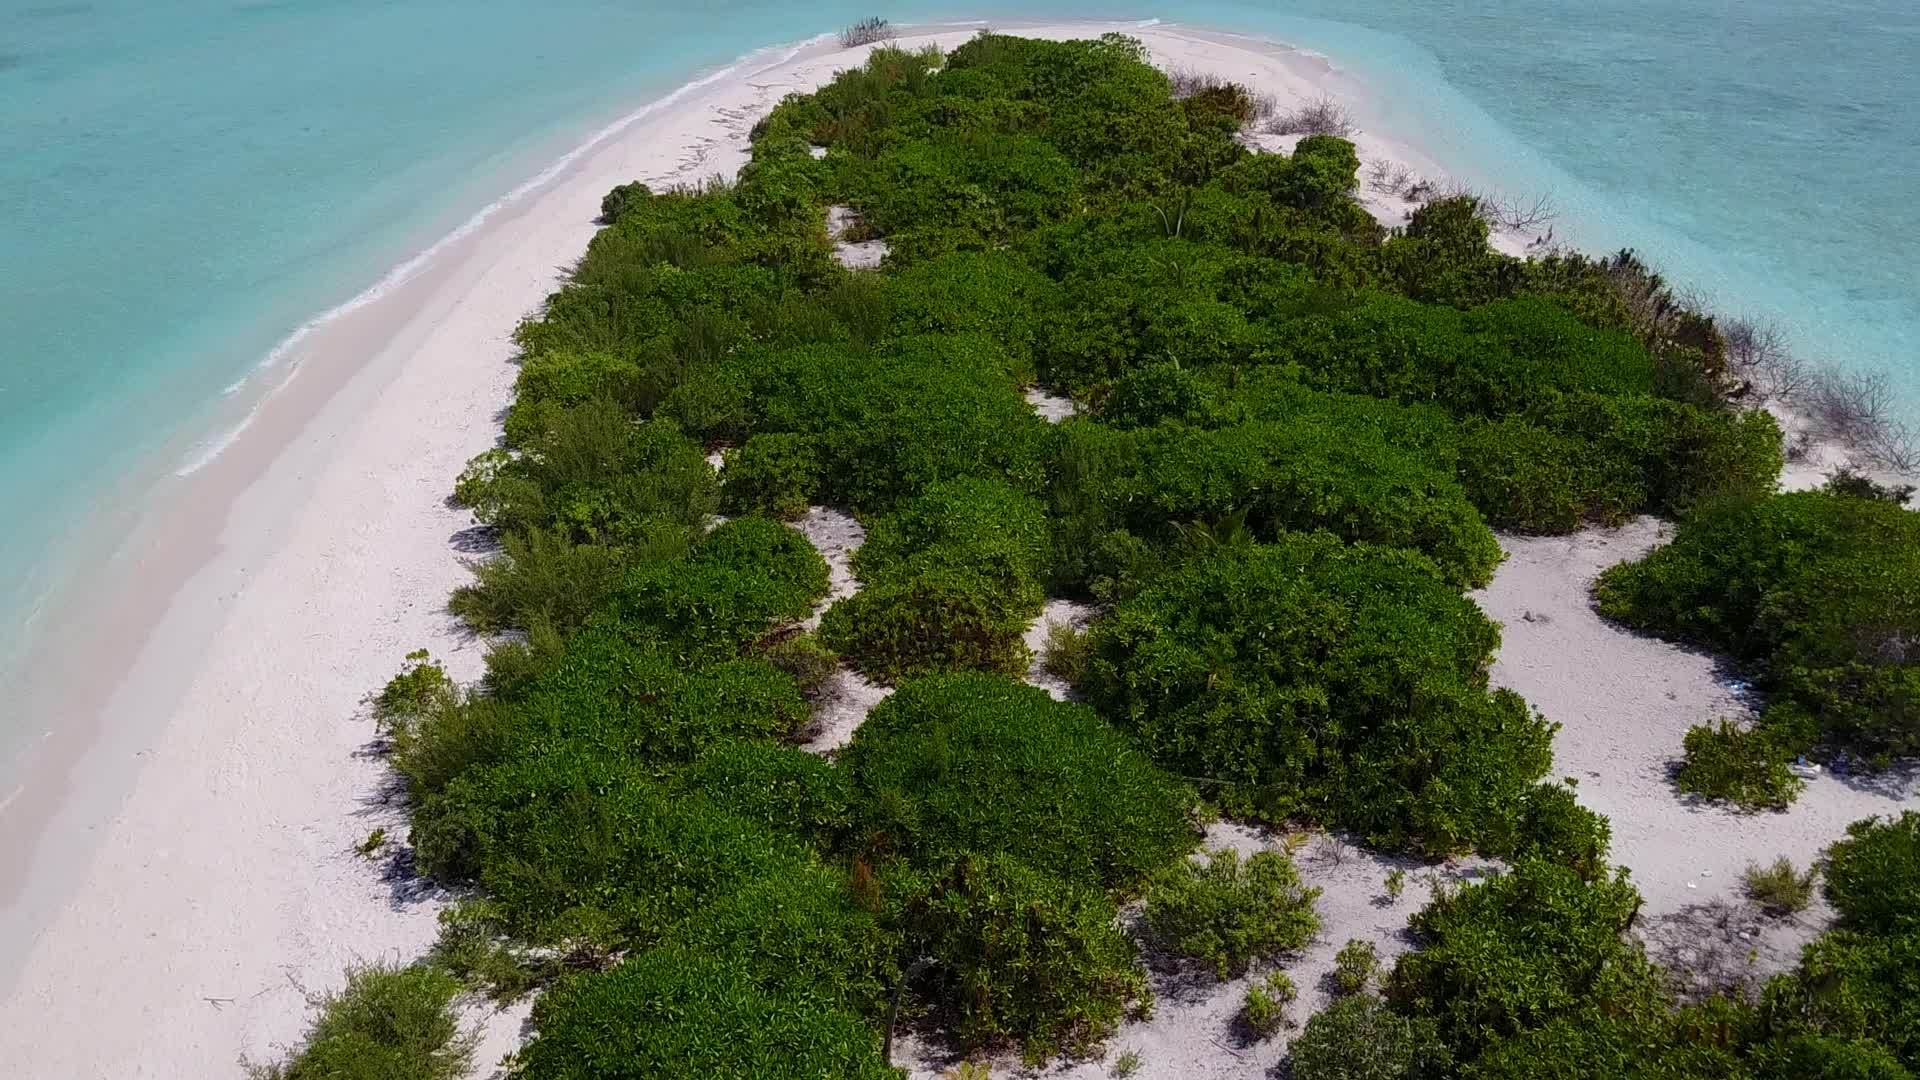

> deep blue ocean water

[{"left": 0, "top": 1, "right": 1913, "bottom": 750}]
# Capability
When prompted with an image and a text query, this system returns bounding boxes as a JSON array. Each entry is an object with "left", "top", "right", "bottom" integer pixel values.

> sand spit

[{"left": 3, "top": 17, "right": 1892, "bottom": 1079}]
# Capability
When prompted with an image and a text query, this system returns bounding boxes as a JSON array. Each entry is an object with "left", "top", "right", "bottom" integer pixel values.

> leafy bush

[
  {"left": 1390, "top": 860, "right": 1661, "bottom": 1059},
  {"left": 412, "top": 753, "right": 814, "bottom": 950},
  {"left": 888, "top": 853, "right": 1149, "bottom": 1059},
  {"left": 1333, "top": 938, "right": 1381, "bottom": 996},
  {"left": 1597, "top": 491, "right": 1920, "bottom": 760},
  {"left": 1822, "top": 813, "right": 1920, "bottom": 935},
  {"left": 679, "top": 739, "right": 855, "bottom": 846},
  {"left": 517, "top": 870, "right": 898, "bottom": 1080},
  {"left": 719, "top": 433, "right": 820, "bottom": 518},
  {"left": 843, "top": 673, "right": 1195, "bottom": 891},
  {"left": 1081, "top": 535, "right": 1553, "bottom": 854},
  {"left": 454, "top": 406, "right": 717, "bottom": 543},
  {"left": 448, "top": 524, "right": 669, "bottom": 635},
  {"left": 1041, "top": 620, "right": 1092, "bottom": 685},
  {"left": 598, "top": 181, "right": 651, "bottom": 224},
  {"left": 1498, "top": 782, "right": 1613, "bottom": 879},
  {"left": 247, "top": 963, "right": 474, "bottom": 1080},
  {"left": 1675, "top": 719, "right": 1805, "bottom": 810},
  {"left": 756, "top": 629, "right": 840, "bottom": 699},
  {"left": 819, "top": 568, "right": 1034, "bottom": 683},
  {"left": 1087, "top": 419, "right": 1502, "bottom": 589},
  {"left": 685, "top": 345, "right": 1050, "bottom": 512},
  {"left": 1143, "top": 849, "right": 1321, "bottom": 978},
  {"left": 1456, "top": 417, "right": 1640, "bottom": 533},
  {"left": 1289, "top": 994, "right": 1452, "bottom": 1080},
  {"left": 1743, "top": 856, "right": 1818, "bottom": 917},
  {"left": 855, "top": 476, "right": 1051, "bottom": 604},
  {"left": 1243, "top": 970, "right": 1297, "bottom": 1038}
]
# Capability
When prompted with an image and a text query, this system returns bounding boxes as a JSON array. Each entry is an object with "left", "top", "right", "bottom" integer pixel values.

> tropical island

[{"left": 57, "top": 23, "right": 1920, "bottom": 1080}]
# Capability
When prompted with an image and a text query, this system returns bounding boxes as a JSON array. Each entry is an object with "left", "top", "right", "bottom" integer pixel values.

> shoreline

[{"left": 0, "top": 19, "right": 1910, "bottom": 1078}]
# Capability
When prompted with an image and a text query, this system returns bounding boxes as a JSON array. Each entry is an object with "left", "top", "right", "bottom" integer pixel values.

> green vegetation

[
  {"left": 1333, "top": 938, "right": 1382, "bottom": 996},
  {"left": 1742, "top": 856, "right": 1817, "bottom": 917},
  {"left": 1243, "top": 970, "right": 1297, "bottom": 1038},
  {"left": 1289, "top": 994, "right": 1451, "bottom": 1080},
  {"left": 247, "top": 963, "right": 474, "bottom": 1080},
  {"left": 1142, "top": 848, "right": 1321, "bottom": 978},
  {"left": 317, "top": 29, "right": 1920, "bottom": 1078},
  {"left": 1599, "top": 491, "right": 1920, "bottom": 802},
  {"left": 1080, "top": 534, "right": 1555, "bottom": 853}
]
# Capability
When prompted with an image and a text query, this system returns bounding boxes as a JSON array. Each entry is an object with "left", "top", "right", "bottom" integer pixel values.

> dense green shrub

[
  {"left": 1675, "top": 719, "right": 1805, "bottom": 810},
  {"left": 887, "top": 853, "right": 1149, "bottom": 1059},
  {"left": 843, "top": 673, "right": 1194, "bottom": 890},
  {"left": 679, "top": 739, "right": 855, "bottom": 846},
  {"left": 1597, "top": 492, "right": 1920, "bottom": 759},
  {"left": 678, "top": 345, "right": 1050, "bottom": 512},
  {"left": 412, "top": 752, "right": 813, "bottom": 950},
  {"left": 1823, "top": 813, "right": 1920, "bottom": 935},
  {"left": 454, "top": 407, "right": 717, "bottom": 543},
  {"left": 854, "top": 476, "right": 1051, "bottom": 603},
  {"left": 598, "top": 181, "right": 651, "bottom": 224},
  {"left": 1289, "top": 993, "right": 1452, "bottom": 1080},
  {"left": 247, "top": 963, "right": 474, "bottom": 1080},
  {"left": 448, "top": 525, "right": 659, "bottom": 635},
  {"left": 1497, "top": 782, "right": 1613, "bottom": 879},
  {"left": 1081, "top": 535, "right": 1552, "bottom": 853},
  {"left": 719, "top": 433, "right": 820, "bottom": 518},
  {"left": 818, "top": 568, "right": 1033, "bottom": 683},
  {"left": 1390, "top": 860, "right": 1660, "bottom": 1060},
  {"left": 517, "top": 866, "right": 898, "bottom": 1080},
  {"left": 1143, "top": 848, "right": 1321, "bottom": 977},
  {"left": 1456, "top": 416, "right": 1641, "bottom": 532},
  {"left": 598, "top": 513, "right": 828, "bottom": 660},
  {"left": 1050, "top": 417, "right": 1501, "bottom": 591}
]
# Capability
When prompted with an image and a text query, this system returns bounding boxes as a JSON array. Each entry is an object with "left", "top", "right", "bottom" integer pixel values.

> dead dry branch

[{"left": 1265, "top": 94, "right": 1355, "bottom": 137}]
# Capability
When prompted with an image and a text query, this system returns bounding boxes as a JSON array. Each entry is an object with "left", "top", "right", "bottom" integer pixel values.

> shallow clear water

[{"left": 0, "top": 0, "right": 1913, "bottom": 747}]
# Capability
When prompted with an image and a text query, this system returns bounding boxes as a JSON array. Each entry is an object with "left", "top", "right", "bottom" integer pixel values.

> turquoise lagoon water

[{"left": 0, "top": 0, "right": 1913, "bottom": 741}]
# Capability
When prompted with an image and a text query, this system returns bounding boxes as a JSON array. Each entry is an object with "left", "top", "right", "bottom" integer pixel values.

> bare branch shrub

[
  {"left": 1265, "top": 94, "right": 1355, "bottom": 137},
  {"left": 1366, "top": 160, "right": 1426, "bottom": 199},
  {"left": 839, "top": 17, "right": 895, "bottom": 48},
  {"left": 1433, "top": 180, "right": 1558, "bottom": 233},
  {"left": 1723, "top": 315, "right": 1809, "bottom": 403}
]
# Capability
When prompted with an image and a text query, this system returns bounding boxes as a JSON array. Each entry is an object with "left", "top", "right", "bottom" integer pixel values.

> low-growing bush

[
  {"left": 819, "top": 569, "right": 1034, "bottom": 683},
  {"left": 1081, "top": 535, "right": 1553, "bottom": 854},
  {"left": 1821, "top": 812, "right": 1920, "bottom": 935},
  {"left": 1390, "top": 860, "right": 1661, "bottom": 1059},
  {"left": 1333, "top": 938, "right": 1381, "bottom": 996},
  {"left": 1742, "top": 856, "right": 1817, "bottom": 917},
  {"left": 679, "top": 739, "right": 855, "bottom": 845},
  {"left": 1597, "top": 491, "right": 1920, "bottom": 761},
  {"left": 719, "top": 433, "right": 820, "bottom": 519},
  {"left": 888, "top": 853, "right": 1149, "bottom": 1060},
  {"left": 598, "top": 181, "right": 651, "bottom": 224},
  {"left": 1243, "top": 970, "right": 1297, "bottom": 1038},
  {"left": 1040, "top": 620, "right": 1092, "bottom": 685},
  {"left": 843, "top": 673, "right": 1195, "bottom": 891},
  {"left": 412, "top": 753, "right": 815, "bottom": 950},
  {"left": 1674, "top": 719, "right": 1805, "bottom": 811},
  {"left": 517, "top": 865, "right": 898, "bottom": 1080},
  {"left": 1288, "top": 994, "right": 1452, "bottom": 1080},
  {"left": 246, "top": 962, "right": 474, "bottom": 1080},
  {"left": 755, "top": 629, "right": 840, "bottom": 699},
  {"left": 1144, "top": 849, "right": 1322, "bottom": 978}
]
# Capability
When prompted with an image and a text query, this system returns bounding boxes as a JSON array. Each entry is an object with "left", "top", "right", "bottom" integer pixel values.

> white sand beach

[{"left": 0, "top": 19, "right": 1908, "bottom": 1079}]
